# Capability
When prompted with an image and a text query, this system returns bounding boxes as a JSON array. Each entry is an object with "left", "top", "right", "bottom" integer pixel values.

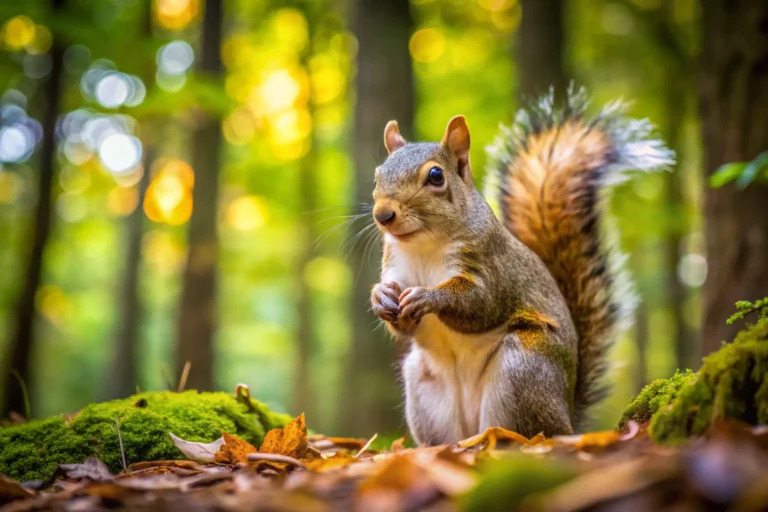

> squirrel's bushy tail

[{"left": 486, "top": 87, "right": 674, "bottom": 427}]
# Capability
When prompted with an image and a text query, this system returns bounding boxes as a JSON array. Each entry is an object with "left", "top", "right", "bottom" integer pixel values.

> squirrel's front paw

[
  {"left": 371, "top": 281, "right": 401, "bottom": 323},
  {"left": 398, "top": 287, "right": 435, "bottom": 328}
]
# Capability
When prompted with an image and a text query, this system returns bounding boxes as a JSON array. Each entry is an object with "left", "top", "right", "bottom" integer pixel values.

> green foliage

[
  {"left": 623, "top": 299, "right": 768, "bottom": 444},
  {"left": 726, "top": 298, "right": 768, "bottom": 325},
  {"left": 709, "top": 152, "right": 768, "bottom": 188},
  {"left": 618, "top": 370, "right": 695, "bottom": 429},
  {"left": 0, "top": 391, "right": 291, "bottom": 482},
  {"left": 462, "top": 455, "right": 576, "bottom": 512}
]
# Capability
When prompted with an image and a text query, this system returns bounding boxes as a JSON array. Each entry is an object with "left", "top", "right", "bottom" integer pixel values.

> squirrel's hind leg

[{"left": 479, "top": 340, "right": 573, "bottom": 438}]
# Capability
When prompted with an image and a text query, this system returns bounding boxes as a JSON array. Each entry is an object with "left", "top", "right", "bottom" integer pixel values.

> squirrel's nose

[{"left": 375, "top": 209, "right": 396, "bottom": 225}]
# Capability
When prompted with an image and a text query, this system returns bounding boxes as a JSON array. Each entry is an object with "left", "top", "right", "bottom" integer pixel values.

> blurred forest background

[{"left": 0, "top": 0, "right": 766, "bottom": 437}]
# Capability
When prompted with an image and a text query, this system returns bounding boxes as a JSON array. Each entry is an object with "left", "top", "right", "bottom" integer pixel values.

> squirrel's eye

[{"left": 427, "top": 167, "right": 445, "bottom": 187}]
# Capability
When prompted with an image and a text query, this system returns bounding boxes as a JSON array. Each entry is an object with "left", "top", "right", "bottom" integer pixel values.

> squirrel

[{"left": 369, "top": 88, "right": 674, "bottom": 445}]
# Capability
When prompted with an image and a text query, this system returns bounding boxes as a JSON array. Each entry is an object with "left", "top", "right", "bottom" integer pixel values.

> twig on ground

[
  {"left": 10, "top": 370, "right": 31, "bottom": 421},
  {"left": 354, "top": 433, "right": 378, "bottom": 458},
  {"left": 177, "top": 361, "right": 192, "bottom": 393},
  {"left": 114, "top": 417, "right": 127, "bottom": 470}
]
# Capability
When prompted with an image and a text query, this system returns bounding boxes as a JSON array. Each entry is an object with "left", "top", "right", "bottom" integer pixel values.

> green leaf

[
  {"left": 709, "top": 162, "right": 745, "bottom": 188},
  {"left": 736, "top": 151, "right": 768, "bottom": 189}
]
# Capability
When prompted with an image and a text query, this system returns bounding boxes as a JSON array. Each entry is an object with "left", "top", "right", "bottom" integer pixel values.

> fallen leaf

[
  {"left": 619, "top": 420, "right": 641, "bottom": 441},
  {"left": 258, "top": 413, "right": 307, "bottom": 459},
  {"left": 304, "top": 453, "right": 358, "bottom": 472},
  {"left": 553, "top": 429, "right": 621, "bottom": 450},
  {"left": 357, "top": 455, "right": 440, "bottom": 511},
  {"left": 391, "top": 437, "right": 406, "bottom": 452},
  {"left": 214, "top": 432, "right": 258, "bottom": 464},
  {"left": 0, "top": 474, "right": 34, "bottom": 501},
  {"left": 308, "top": 435, "right": 369, "bottom": 452},
  {"left": 125, "top": 460, "right": 204, "bottom": 473},
  {"left": 59, "top": 457, "right": 114, "bottom": 482},
  {"left": 458, "top": 427, "right": 534, "bottom": 450},
  {"left": 169, "top": 432, "right": 224, "bottom": 463}
]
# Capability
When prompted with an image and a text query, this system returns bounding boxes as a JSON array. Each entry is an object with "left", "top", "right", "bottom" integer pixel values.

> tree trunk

[
  {"left": 2, "top": 0, "right": 65, "bottom": 418},
  {"left": 663, "top": 77, "right": 696, "bottom": 370},
  {"left": 699, "top": 0, "right": 768, "bottom": 354},
  {"left": 342, "top": 0, "right": 414, "bottom": 436},
  {"left": 517, "top": 0, "right": 567, "bottom": 99},
  {"left": 107, "top": 150, "right": 151, "bottom": 399},
  {"left": 105, "top": 0, "right": 154, "bottom": 400},
  {"left": 176, "top": 0, "right": 224, "bottom": 391},
  {"left": 634, "top": 300, "right": 649, "bottom": 392},
  {"left": 292, "top": 16, "right": 319, "bottom": 425}
]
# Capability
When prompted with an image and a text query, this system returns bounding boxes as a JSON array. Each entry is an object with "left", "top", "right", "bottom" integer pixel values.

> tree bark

[
  {"left": 292, "top": 14, "right": 319, "bottom": 425},
  {"left": 2, "top": 0, "right": 65, "bottom": 418},
  {"left": 107, "top": 150, "right": 151, "bottom": 399},
  {"left": 663, "top": 79, "right": 696, "bottom": 370},
  {"left": 176, "top": 0, "right": 224, "bottom": 391},
  {"left": 105, "top": 0, "right": 154, "bottom": 400},
  {"left": 342, "top": 0, "right": 414, "bottom": 436},
  {"left": 699, "top": 0, "right": 768, "bottom": 354},
  {"left": 517, "top": 0, "right": 567, "bottom": 99}
]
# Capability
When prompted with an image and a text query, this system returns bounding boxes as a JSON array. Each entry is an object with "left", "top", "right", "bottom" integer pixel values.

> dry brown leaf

[
  {"left": 390, "top": 437, "right": 406, "bottom": 452},
  {"left": 308, "top": 435, "right": 369, "bottom": 452},
  {"left": 357, "top": 455, "right": 439, "bottom": 511},
  {"left": 125, "top": 460, "right": 204, "bottom": 473},
  {"left": 59, "top": 457, "right": 114, "bottom": 482},
  {"left": 304, "top": 453, "right": 359, "bottom": 472},
  {"left": 214, "top": 432, "right": 258, "bottom": 464},
  {"left": 553, "top": 429, "right": 621, "bottom": 450},
  {"left": 0, "top": 474, "right": 34, "bottom": 501},
  {"left": 258, "top": 413, "right": 307, "bottom": 459},
  {"left": 358, "top": 454, "right": 434, "bottom": 495},
  {"left": 458, "top": 426, "right": 535, "bottom": 450}
]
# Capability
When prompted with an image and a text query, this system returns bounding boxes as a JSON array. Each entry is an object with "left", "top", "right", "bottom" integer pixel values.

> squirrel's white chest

[
  {"left": 383, "top": 237, "right": 455, "bottom": 289},
  {"left": 384, "top": 238, "right": 505, "bottom": 442}
]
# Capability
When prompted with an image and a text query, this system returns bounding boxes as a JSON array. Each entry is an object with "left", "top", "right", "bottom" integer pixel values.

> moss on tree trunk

[{"left": 0, "top": 391, "right": 291, "bottom": 482}]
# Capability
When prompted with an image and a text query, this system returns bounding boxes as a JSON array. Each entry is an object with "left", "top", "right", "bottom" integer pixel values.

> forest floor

[{"left": 1, "top": 413, "right": 767, "bottom": 511}]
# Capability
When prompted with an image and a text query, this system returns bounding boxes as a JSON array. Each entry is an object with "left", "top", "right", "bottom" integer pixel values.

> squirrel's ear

[
  {"left": 384, "top": 120, "right": 406, "bottom": 155},
  {"left": 442, "top": 115, "right": 472, "bottom": 184}
]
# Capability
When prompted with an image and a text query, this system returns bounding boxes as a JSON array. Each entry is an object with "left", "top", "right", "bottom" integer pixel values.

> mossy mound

[
  {"left": 619, "top": 370, "right": 695, "bottom": 429},
  {"left": 621, "top": 299, "right": 768, "bottom": 444},
  {"left": 650, "top": 336, "right": 767, "bottom": 443},
  {"left": 0, "top": 390, "right": 292, "bottom": 482}
]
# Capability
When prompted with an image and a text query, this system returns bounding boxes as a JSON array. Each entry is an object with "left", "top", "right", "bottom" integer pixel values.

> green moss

[
  {"left": 650, "top": 335, "right": 768, "bottom": 443},
  {"left": 619, "top": 299, "right": 768, "bottom": 444},
  {"left": 618, "top": 370, "right": 695, "bottom": 429},
  {"left": 0, "top": 391, "right": 291, "bottom": 482}
]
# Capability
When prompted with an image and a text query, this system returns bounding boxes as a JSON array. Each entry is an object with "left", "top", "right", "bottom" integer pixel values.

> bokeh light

[
  {"left": 155, "top": 0, "right": 200, "bottom": 31},
  {"left": 2, "top": 16, "right": 36, "bottom": 51},
  {"left": 156, "top": 70, "right": 187, "bottom": 93},
  {"left": 95, "top": 73, "right": 131, "bottom": 108},
  {"left": 0, "top": 168, "right": 23, "bottom": 204},
  {"left": 98, "top": 133, "right": 142, "bottom": 174},
  {"left": 81, "top": 61, "right": 145, "bottom": 108},
  {"left": 107, "top": 186, "right": 139, "bottom": 216},
  {"left": 258, "top": 69, "right": 304, "bottom": 115},
  {"left": 143, "top": 160, "right": 194, "bottom": 226},
  {"left": 0, "top": 101, "right": 42, "bottom": 163},
  {"left": 225, "top": 195, "right": 268, "bottom": 231},
  {"left": 142, "top": 230, "right": 185, "bottom": 275},
  {"left": 35, "top": 284, "right": 71, "bottom": 327},
  {"left": 678, "top": 253, "right": 708, "bottom": 288},
  {"left": 409, "top": 28, "right": 446, "bottom": 63},
  {"left": 157, "top": 40, "right": 195, "bottom": 75}
]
